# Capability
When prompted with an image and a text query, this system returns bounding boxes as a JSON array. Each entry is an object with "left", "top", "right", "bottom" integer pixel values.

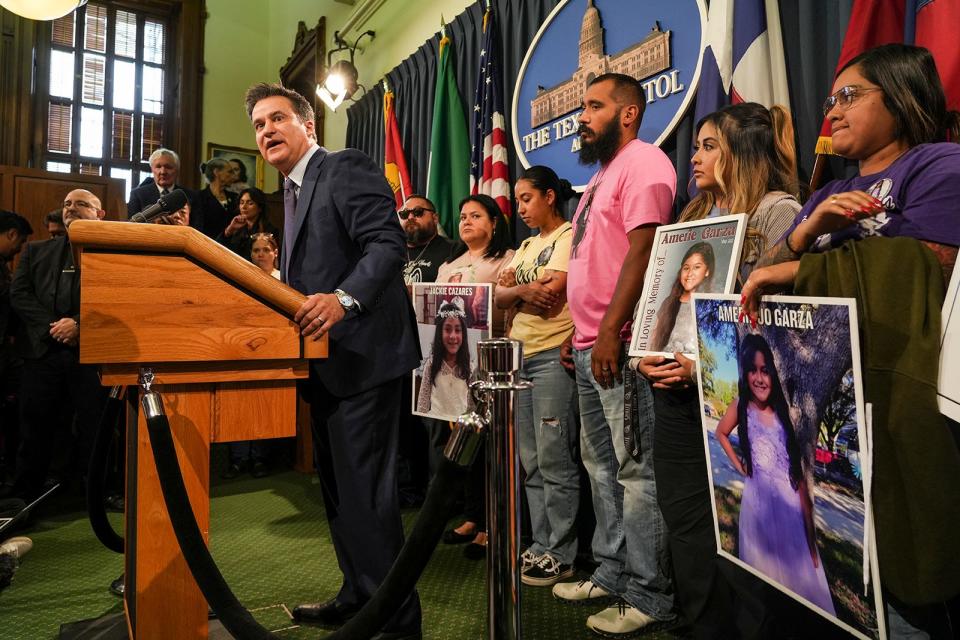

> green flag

[{"left": 426, "top": 32, "right": 470, "bottom": 241}]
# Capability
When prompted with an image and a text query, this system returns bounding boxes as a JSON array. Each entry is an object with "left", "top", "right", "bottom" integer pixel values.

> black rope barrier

[
  {"left": 143, "top": 391, "right": 466, "bottom": 640},
  {"left": 86, "top": 386, "right": 125, "bottom": 554}
]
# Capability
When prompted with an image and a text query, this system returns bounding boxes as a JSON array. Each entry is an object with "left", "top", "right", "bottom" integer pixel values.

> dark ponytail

[{"left": 519, "top": 165, "right": 575, "bottom": 214}]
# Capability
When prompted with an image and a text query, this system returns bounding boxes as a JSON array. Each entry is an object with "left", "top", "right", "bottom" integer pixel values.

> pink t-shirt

[{"left": 567, "top": 139, "right": 676, "bottom": 349}]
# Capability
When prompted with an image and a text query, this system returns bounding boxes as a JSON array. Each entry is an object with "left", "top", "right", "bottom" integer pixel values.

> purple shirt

[{"left": 786, "top": 143, "right": 960, "bottom": 251}]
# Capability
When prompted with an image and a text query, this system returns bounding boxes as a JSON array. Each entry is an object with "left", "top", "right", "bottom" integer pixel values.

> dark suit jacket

[
  {"left": 127, "top": 183, "right": 203, "bottom": 232},
  {"left": 9, "top": 236, "right": 78, "bottom": 360},
  {"left": 283, "top": 147, "right": 420, "bottom": 397},
  {"left": 197, "top": 187, "right": 238, "bottom": 239}
]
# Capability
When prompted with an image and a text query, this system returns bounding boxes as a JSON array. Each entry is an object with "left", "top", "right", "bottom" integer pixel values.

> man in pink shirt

[{"left": 553, "top": 73, "right": 677, "bottom": 637}]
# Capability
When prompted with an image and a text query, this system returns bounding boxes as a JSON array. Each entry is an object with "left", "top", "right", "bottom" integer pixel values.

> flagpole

[{"left": 809, "top": 153, "right": 828, "bottom": 192}]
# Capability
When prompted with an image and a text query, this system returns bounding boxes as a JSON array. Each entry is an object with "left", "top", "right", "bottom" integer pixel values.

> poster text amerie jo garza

[{"left": 715, "top": 304, "right": 815, "bottom": 330}]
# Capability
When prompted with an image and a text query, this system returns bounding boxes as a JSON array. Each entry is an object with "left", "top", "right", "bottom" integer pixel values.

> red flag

[
  {"left": 384, "top": 88, "right": 413, "bottom": 209},
  {"left": 915, "top": 0, "right": 960, "bottom": 111},
  {"left": 815, "top": 0, "right": 905, "bottom": 155}
]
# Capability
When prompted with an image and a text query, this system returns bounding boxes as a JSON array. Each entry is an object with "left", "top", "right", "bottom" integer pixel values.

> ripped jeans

[{"left": 517, "top": 346, "right": 580, "bottom": 565}]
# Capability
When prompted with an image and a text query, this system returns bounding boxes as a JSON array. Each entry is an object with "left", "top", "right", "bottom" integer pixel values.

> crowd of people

[
  {"left": 400, "top": 43, "right": 959, "bottom": 640},
  {"left": 0, "top": 42, "right": 957, "bottom": 639}
]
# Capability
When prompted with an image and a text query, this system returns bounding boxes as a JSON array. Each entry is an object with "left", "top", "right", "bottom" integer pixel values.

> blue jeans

[
  {"left": 574, "top": 346, "right": 674, "bottom": 620},
  {"left": 517, "top": 347, "right": 579, "bottom": 565}
]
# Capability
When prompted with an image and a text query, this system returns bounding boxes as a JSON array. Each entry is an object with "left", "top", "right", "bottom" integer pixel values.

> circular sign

[{"left": 512, "top": 0, "right": 707, "bottom": 189}]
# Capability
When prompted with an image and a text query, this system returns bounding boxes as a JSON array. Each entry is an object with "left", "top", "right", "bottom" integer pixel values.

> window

[{"left": 44, "top": 4, "right": 169, "bottom": 200}]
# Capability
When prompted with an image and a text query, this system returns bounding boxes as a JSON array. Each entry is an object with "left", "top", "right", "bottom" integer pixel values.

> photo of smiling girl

[
  {"left": 416, "top": 298, "right": 472, "bottom": 417},
  {"left": 649, "top": 241, "right": 716, "bottom": 354},
  {"left": 714, "top": 333, "right": 836, "bottom": 615}
]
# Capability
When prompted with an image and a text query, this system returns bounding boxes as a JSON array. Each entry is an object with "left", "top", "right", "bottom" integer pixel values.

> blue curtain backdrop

[{"left": 346, "top": 0, "right": 857, "bottom": 236}]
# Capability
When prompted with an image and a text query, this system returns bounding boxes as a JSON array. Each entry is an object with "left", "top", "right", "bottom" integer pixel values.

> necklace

[{"left": 406, "top": 235, "right": 436, "bottom": 265}]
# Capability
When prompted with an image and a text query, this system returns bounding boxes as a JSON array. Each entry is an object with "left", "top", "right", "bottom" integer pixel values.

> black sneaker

[{"left": 521, "top": 554, "right": 574, "bottom": 586}]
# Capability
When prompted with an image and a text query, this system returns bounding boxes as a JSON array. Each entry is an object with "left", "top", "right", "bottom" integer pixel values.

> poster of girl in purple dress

[{"left": 693, "top": 293, "right": 885, "bottom": 640}]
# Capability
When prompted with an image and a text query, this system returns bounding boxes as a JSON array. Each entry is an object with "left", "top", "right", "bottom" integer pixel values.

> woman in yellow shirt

[{"left": 496, "top": 166, "right": 579, "bottom": 586}]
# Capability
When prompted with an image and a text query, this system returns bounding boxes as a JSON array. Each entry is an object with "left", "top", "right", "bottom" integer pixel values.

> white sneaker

[
  {"left": 586, "top": 600, "right": 674, "bottom": 638},
  {"left": 0, "top": 536, "right": 32, "bottom": 560},
  {"left": 552, "top": 578, "right": 614, "bottom": 606},
  {"left": 520, "top": 549, "right": 541, "bottom": 572}
]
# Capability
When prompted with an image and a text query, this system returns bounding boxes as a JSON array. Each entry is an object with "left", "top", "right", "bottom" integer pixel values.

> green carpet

[{"left": 0, "top": 470, "right": 683, "bottom": 639}]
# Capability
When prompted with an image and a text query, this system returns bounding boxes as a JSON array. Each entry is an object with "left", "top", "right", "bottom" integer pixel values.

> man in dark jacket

[
  {"left": 0, "top": 211, "right": 32, "bottom": 489},
  {"left": 246, "top": 82, "right": 422, "bottom": 640},
  {"left": 9, "top": 190, "right": 108, "bottom": 499},
  {"left": 127, "top": 148, "right": 202, "bottom": 232}
]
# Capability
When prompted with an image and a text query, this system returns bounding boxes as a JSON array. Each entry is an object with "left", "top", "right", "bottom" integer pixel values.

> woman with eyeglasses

[
  {"left": 744, "top": 44, "right": 960, "bottom": 303},
  {"left": 741, "top": 44, "right": 960, "bottom": 637},
  {"left": 217, "top": 187, "right": 280, "bottom": 262},
  {"left": 437, "top": 194, "right": 514, "bottom": 560},
  {"left": 494, "top": 166, "right": 580, "bottom": 586}
]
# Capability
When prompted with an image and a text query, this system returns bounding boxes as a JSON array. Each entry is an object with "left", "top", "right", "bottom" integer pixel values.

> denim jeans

[
  {"left": 517, "top": 347, "right": 579, "bottom": 565},
  {"left": 574, "top": 345, "right": 674, "bottom": 620}
]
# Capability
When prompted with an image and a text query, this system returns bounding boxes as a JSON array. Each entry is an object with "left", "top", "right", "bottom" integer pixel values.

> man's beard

[
  {"left": 578, "top": 114, "right": 621, "bottom": 166},
  {"left": 406, "top": 225, "right": 436, "bottom": 247}
]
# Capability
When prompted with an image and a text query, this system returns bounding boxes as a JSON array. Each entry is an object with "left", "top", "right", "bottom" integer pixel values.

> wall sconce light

[
  {"left": 317, "top": 29, "right": 375, "bottom": 112},
  {"left": 0, "top": 0, "right": 87, "bottom": 20}
]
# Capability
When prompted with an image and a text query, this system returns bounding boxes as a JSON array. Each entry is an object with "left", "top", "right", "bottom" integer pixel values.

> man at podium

[{"left": 245, "top": 83, "right": 422, "bottom": 640}]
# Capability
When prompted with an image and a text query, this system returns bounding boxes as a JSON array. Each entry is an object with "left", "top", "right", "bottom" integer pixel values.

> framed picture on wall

[{"left": 205, "top": 143, "right": 265, "bottom": 190}]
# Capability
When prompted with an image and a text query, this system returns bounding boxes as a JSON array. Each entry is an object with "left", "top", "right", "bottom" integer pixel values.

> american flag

[{"left": 470, "top": 5, "right": 511, "bottom": 218}]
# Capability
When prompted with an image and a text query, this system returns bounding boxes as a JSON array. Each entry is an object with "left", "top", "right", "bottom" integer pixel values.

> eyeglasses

[
  {"left": 822, "top": 85, "right": 882, "bottom": 117},
  {"left": 398, "top": 207, "right": 434, "bottom": 220}
]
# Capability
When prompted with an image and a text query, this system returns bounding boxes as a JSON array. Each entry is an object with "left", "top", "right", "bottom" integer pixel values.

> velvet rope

[
  {"left": 143, "top": 394, "right": 466, "bottom": 639},
  {"left": 86, "top": 387, "right": 125, "bottom": 554}
]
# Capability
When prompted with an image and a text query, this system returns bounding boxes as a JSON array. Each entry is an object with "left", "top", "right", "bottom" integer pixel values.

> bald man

[{"left": 8, "top": 189, "right": 108, "bottom": 499}]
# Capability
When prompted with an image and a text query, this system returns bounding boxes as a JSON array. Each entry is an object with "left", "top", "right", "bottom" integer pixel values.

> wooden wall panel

[
  {"left": 0, "top": 9, "right": 39, "bottom": 168},
  {"left": 0, "top": 164, "right": 125, "bottom": 239}
]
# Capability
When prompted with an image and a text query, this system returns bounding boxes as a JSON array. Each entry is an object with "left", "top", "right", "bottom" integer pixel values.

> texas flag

[
  {"left": 693, "top": 0, "right": 791, "bottom": 124},
  {"left": 908, "top": 0, "right": 960, "bottom": 111}
]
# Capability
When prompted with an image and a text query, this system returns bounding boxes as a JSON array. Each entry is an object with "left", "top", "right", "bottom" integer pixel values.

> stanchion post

[{"left": 479, "top": 339, "right": 528, "bottom": 640}]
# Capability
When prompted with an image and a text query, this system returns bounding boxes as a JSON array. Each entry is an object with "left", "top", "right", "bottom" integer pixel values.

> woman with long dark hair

[
  {"left": 741, "top": 43, "right": 960, "bottom": 636},
  {"left": 437, "top": 193, "right": 513, "bottom": 558},
  {"left": 495, "top": 165, "right": 579, "bottom": 585},
  {"left": 217, "top": 187, "right": 280, "bottom": 261},
  {"left": 715, "top": 334, "right": 834, "bottom": 613}
]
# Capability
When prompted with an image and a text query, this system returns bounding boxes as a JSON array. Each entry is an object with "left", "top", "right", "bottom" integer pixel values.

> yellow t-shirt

[{"left": 507, "top": 222, "right": 574, "bottom": 355}]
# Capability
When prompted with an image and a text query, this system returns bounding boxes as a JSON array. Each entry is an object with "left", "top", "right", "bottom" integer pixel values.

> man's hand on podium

[{"left": 295, "top": 293, "right": 345, "bottom": 340}]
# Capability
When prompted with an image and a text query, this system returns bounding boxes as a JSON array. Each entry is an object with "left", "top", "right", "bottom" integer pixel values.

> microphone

[{"left": 130, "top": 189, "right": 189, "bottom": 224}]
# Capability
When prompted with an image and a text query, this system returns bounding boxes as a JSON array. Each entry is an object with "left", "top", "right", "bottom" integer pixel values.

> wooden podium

[{"left": 69, "top": 220, "right": 326, "bottom": 640}]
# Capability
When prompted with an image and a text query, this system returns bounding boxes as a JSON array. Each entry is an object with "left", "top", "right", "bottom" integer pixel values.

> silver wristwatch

[{"left": 334, "top": 288, "right": 359, "bottom": 312}]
